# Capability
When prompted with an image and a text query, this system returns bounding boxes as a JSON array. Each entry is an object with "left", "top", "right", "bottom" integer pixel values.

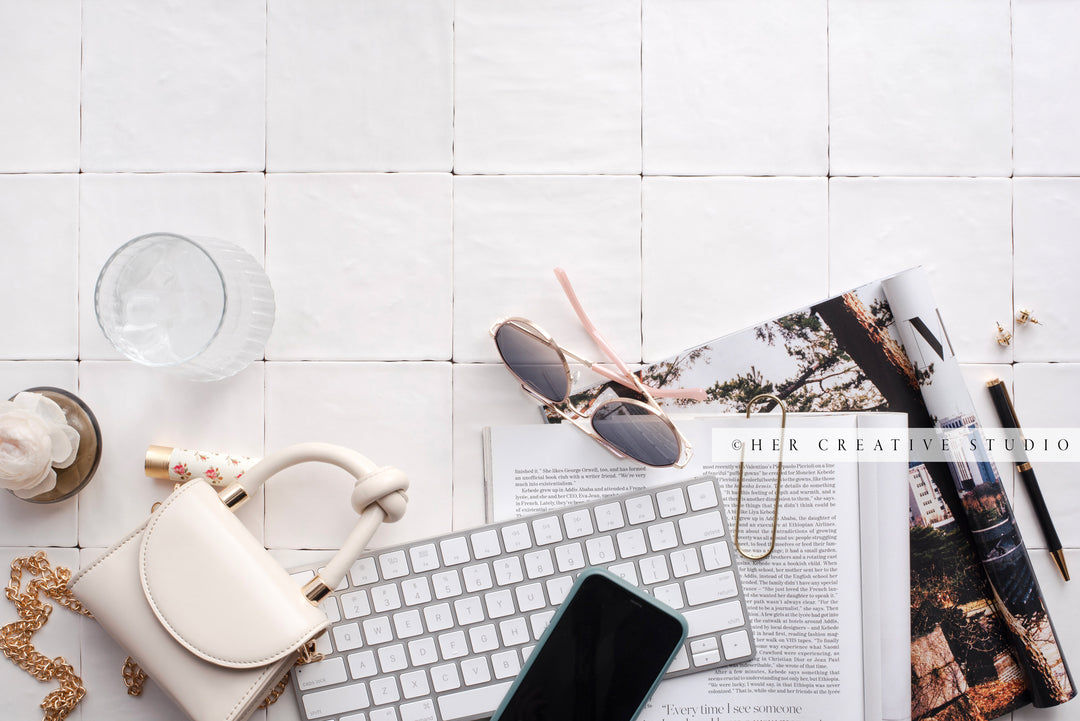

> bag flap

[{"left": 139, "top": 480, "right": 328, "bottom": 669}]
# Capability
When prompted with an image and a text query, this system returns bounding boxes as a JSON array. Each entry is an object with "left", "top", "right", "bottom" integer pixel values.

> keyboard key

[
  {"left": 393, "top": 610, "right": 424, "bottom": 638},
  {"left": 461, "top": 657, "right": 492, "bottom": 686},
  {"left": 431, "top": 663, "right": 461, "bottom": 692},
  {"left": 438, "top": 681, "right": 513, "bottom": 720},
  {"left": 380, "top": 551, "right": 410, "bottom": 580},
  {"left": 409, "top": 543, "right": 440, "bottom": 573},
  {"left": 333, "top": 622, "right": 364, "bottom": 652},
  {"left": 656, "top": 488, "right": 688, "bottom": 518},
  {"left": 469, "top": 624, "right": 499, "bottom": 653},
  {"left": 432, "top": 570, "right": 463, "bottom": 599},
  {"left": 402, "top": 577, "right": 433, "bottom": 606},
  {"left": 647, "top": 522, "right": 678, "bottom": 552},
  {"left": 463, "top": 563, "right": 494, "bottom": 592},
  {"left": 454, "top": 596, "right": 485, "bottom": 625},
  {"left": 625, "top": 496, "right": 656, "bottom": 525},
  {"left": 555, "top": 543, "right": 585, "bottom": 572},
  {"left": 470, "top": 529, "right": 501, "bottom": 559},
  {"left": 342, "top": 712, "right": 368, "bottom": 721},
  {"left": 400, "top": 669, "right": 430, "bottom": 699},
  {"left": 670, "top": 548, "right": 701, "bottom": 578},
  {"left": 594, "top": 502, "right": 624, "bottom": 532},
  {"left": 351, "top": 557, "right": 379, "bottom": 586},
  {"left": 616, "top": 529, "right": 647, "bottom": 558},
  {"left": 485, "top": 589, "right": 515, "bottom": 618},
  {"left": 492, "top": 649, "right": 521, "bottom": 678},
  {"left": 684, "top": 571, "right": 738, "bottom": 606},
  {"left": 370, "top": 677, "right": 401, "bottom": 705},
  {"left": 683, "top": 599, "right": 745, "bottom": 636},
  {"left": 440, "top": 537, "right": 471, "bottom": 566},
  {"left": 315, "top": 632, "right": 333, "bottom": 656},
  {"left": 585, "top": 536, "right": 616, "bottom": 564},
  {"left": 423, "top": 603, "right": 454, "bottom": 632},
  {"left": 693, "top": 648, "right": 722, "bottom": 667},
  {"left": 608, "top": 562, "right": 638, "bottom": 586},
  {"left": 668, "top": 646, "right": 690, "bottom": 673},
  {"left": 348, "top": 650, "right": 378, "bottom": 679},
  {"left": 679, "top": 512, "right": 726, "bottom": 544},
  {"left": 342, "top": 590, "right": 372, "bottom": 619},
  {"left": 400, "top": 699, "right": 437, "bottom": 721},
  {"left": 371, "top": 584, "right": 402, "bottom": 613},
  {"left": 690, "top": 637, "right": 718, "bottom": 655},
  {"left": 501, "top": 523, "right": 532, "bottom": 552},
  {"left": 515, "top": 582, "right": 546, "bottom": 612},
  {"left": 521, "top": 644, "right": 536, "bottom": 662},
  {"left": 408, "top": 637, "right": 438, "bottom": 666},
  {"left": 438, "top": 630, "right": 468, "bottom": 659},
  {"left": 687, "top": 480, "right": 718, "bottom": 511},
  {"left": 701, "top": 541, "right": 732, "bottom": 571},
  {"left": 362, "top": 616, "right": 393, "bottom": 645},
  {"left": 721, "top": 629, "right": 752, "bottom": 659},
  {"left": 378, "top": 643, "right": 408, "bottom": 673},
  {"left": 545, "top": 576, "right": 573, "bottom": 605},
  {"left": 493, "top": 556, "right": 524, "bottom": 586},
  {"left": 530, "top": 610, "right": 555, "bottom": 639},
  {"left": 523, "top": 549, "right": 555, "bottom": 578},
  {"left": 654, "top": 583, "right": 684, "bottom": 610},
  {"left": 532, "top": 516, "right": 563, "bottom": 545},
  {"left": 563, "top": 508, "right": 593, "bottom": 538},
  {"left": 296, "top": 657, "right": 347, "bottom": 690},
  {"left": 402, "top": 699, "right": 438, "bottom": 721},
  {"left": 639, "top": 556, "right": 670, "bottom": 585},
  {"left": 320, "top": 597, "right": 342, "bottom": 623},
  {"left": 371, "top": 708, "right": 398, "bottom": 721},
  {"left": 499, "top": 617, "right": 530, "bottom": 646},
  {"left": 303, "top": 682, "right": 370, "bottom": 718}
]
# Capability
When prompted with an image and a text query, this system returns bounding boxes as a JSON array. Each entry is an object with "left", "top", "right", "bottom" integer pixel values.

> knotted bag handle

[{"left": 216, "top": 442, "right": 409, "bottom": 604}]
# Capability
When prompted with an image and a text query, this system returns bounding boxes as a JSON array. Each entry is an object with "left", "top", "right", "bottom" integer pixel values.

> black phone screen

[{"left": 493, "top": 572, "right": 685, "bottom": 721}]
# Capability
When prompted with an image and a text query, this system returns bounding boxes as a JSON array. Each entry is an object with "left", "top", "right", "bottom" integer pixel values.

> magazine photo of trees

[{"left": 565, "top": 271, "right": 1074, "bottom": 720}]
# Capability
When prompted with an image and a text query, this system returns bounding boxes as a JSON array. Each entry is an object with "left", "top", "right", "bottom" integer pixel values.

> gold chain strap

[{"left": 2, "top": 551, "right": 320, "bottom": 718}]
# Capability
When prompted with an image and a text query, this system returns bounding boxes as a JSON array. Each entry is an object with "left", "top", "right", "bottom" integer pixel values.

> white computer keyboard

[{"left": 290, "top": 475, "right": 755, "bottom": 721}]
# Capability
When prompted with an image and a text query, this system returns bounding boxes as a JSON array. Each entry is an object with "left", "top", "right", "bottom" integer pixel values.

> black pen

[{"left": 987, "top": 378, "right": 1070, "bottom": 581}]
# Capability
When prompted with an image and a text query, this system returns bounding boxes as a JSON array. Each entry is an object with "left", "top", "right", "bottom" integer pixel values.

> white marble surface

[{"left": 1, "top": 2, "right": 1079, "bottom": 720}]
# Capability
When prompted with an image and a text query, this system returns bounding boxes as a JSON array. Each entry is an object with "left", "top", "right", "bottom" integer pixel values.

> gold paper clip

[{"left": 734, "top": 393, "right": 786, "bottom": 560}]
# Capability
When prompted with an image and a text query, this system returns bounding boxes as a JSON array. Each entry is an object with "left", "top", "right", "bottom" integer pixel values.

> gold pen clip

[{"left": 734, "top": 394, "right": 786, "bottom": 561}]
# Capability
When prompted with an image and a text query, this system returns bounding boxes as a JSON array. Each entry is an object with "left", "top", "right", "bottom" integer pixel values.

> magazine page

[
  {"left": 485, "top": 413, "right": 908, "bottom": 721},
  {"left": 557, "top": 269, "right": 1047, "bottom": 719},
  {"left": 882, "top": 271, "right": 1076, "bottom": 710}
]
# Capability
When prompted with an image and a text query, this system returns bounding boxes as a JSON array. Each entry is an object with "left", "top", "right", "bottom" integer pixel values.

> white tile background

[{"left": 2, "top": 1, "right": 1079, "bottom": 719}]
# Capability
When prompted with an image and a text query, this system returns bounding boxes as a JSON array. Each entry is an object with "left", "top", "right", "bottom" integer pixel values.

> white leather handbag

[{"left": 70, "top": 442, "right": 409, "bottom": 721}]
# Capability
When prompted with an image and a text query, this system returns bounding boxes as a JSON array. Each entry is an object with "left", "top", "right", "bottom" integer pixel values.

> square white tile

[
  {"left": 1, "top": 547, "right": 82, "bottom": 721},
  {"left": 78, "top": 173, "right": 267, "bottom": 360},
  {"left": 1013, "top": 0, "right": 1080, "bottom": 176},
  {"left": 829, "top": 0, "right": 1012, "bottom": 176},
  {"left": 265, "top": 173, "right": 453, "bottom": 360},
  {"left": 452, "top": 363, "right": 552, "bottom": 531},
  {"left": 0, "top": 0, "right": 80, "bottom": 172},
  {"left": 829, "top": 178, "right": 1013, "bottom": 364},
  {"left": 0, "top": 175, "right": 78, "bottom": 359},
  {"left": 0, "top": 362, "right": 80, "bottom": 547},
  {"left": 77, "top": 362, "right": 266, "bottom": 548},
  {"left": 454, "top": 0, "right": 641, "bottom": 174},
  {"left": 264, "top": 362, "right": 453, "bottom": 551},
  {"left": 453, "top": 175, "right": 642, "bottom": 363},
  {"left": 267, "top": 0, "right": 453, "bottom": 172},
  {"left": 642, "top": 177, "right": 829, "bottom": 360},
  {"left": 81, "top": 0, "right": 266, "bottom": 171},
  {"left": 642, "top": 0, "right": 828, "bottom": 176},
  {"left": 1014, "top": 179, "right": 1080, "bottom": 362},
  {"left": 1013, "top": 364, "right": 1080, "bottom": 552}
]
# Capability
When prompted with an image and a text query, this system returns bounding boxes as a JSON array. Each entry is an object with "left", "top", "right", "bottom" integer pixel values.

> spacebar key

[{"left": 438, "top": 681, "right": 514, "bottom": 720}]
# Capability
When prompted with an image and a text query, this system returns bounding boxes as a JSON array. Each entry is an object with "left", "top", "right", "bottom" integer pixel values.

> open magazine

[{"left": 551, "top": 267, "right": 1075, "bottom": 719}]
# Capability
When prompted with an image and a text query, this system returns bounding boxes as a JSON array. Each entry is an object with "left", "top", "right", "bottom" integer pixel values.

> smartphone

[{"left": 490, "top": 567, "right": 688, "bottom": 721}]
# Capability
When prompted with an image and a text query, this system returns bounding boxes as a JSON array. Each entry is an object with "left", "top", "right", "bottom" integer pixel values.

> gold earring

[
  {"left": 995, "top": 322, "right": 1013, "bottom": 347},
  {"left": 1016, "top": 308, "right": 1043, "bottom": 326}
]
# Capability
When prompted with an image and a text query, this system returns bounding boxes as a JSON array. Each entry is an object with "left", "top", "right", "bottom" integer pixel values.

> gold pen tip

[{"left": 1051, "top": 549, "right": 1070, "bottom": 582}]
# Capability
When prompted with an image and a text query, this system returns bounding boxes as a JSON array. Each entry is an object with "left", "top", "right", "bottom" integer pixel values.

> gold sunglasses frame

[{"left": 490, "top": 317, "right": 693, "bottom": 469}]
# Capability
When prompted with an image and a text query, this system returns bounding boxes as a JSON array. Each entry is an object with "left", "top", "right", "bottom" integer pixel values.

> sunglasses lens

[
  {"left": 591, "top": 400, "right": 680, "bottom": 467},
  {"left": 494, "top": 323, "right": 570, "bottom": 403}
]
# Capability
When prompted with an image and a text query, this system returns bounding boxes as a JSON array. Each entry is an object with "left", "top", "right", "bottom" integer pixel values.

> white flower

[{"left": 0, "top": 392, "right": 81, "bottom": 499}]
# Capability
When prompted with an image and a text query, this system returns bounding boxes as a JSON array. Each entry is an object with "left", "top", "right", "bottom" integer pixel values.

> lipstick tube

[{"left": 145, "top": 445, "right": 258, "bottom": 487}]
